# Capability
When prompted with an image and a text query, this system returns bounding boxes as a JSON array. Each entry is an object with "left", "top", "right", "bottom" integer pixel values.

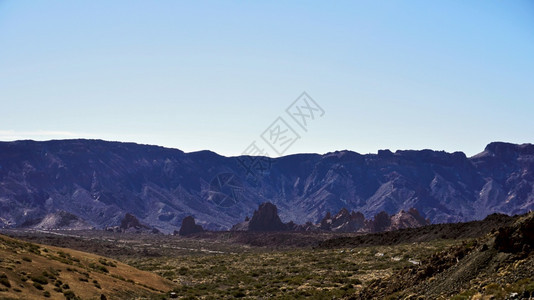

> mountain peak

[{"left": 484, "top": 142, "right": 534, "bottom": 156}]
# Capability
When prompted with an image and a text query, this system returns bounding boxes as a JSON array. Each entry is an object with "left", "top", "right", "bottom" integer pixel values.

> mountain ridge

[{"left": 0, "top": 139, "right": 533, "bottom": 232}]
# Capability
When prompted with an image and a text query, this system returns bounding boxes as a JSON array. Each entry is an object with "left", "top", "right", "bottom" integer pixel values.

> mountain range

[{"left": 0, "top": 139, "right": 533, "bottom": 232}]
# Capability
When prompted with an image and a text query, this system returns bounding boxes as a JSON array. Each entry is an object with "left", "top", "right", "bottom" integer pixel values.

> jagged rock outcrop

[
  {"left": 120, "top": 213, "right": 149, "bottom": 230},
  {"left": 233, "top": 204, "right": 428, "bottom": 233},
  {"left": 366, "top": 211, "right": 392, "bottom": 233},
  {"left": 232, "top": 202, "right": 287, "bottom": 232},
  {"left": 317, "top": 208, "right": 428, "bottom": 233},
  {"left": 319, "top": 209, "right": 366, "bottom": 232},
  {"left": 109, "top": 213, "right": 159, "bottom": 233},
  {"left": 249, "top": 202, "right": 286, "bottom": 231},
  {"left": 178, "top": 216, "right": 204, "bottom": 236},
  {"left": 389, "top": 208, "right": 430, "bottom": 230}
]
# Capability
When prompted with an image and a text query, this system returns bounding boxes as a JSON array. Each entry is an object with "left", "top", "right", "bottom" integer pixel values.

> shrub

[
  {"left": 63, "top": 290, "right": 76, "bottom": 299},
  {"left": 33, "top": 282, "right": 44, "bottom": 290},
  {"left": 232, "top": 291, "right": 246, "bottom": 298},
  {"left": 98, "top": 258, "right": 117, "bottom": 267},
  {"left": 0, "top": 274, "right": 11, "bottom": 288},
  {"left": 31, "top": 275, "right": 48, "bottom": 285}
]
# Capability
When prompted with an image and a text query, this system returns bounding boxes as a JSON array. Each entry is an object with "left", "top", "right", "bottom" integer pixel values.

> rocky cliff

[{"left": 0, "top": 139, "right": 532, "bottom": 232}]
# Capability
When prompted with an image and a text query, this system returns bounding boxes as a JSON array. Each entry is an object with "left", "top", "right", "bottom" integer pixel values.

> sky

[{"left": 1, "top": 1, "right": 533, "bottom": 157}]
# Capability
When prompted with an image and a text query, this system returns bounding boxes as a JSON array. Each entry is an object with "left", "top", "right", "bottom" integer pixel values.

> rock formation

[
  {"left": 233, "top": 203, "right": 429, "bottom": 233},
  {"left": 232, "top": 202, "right": 287, "bottom": 232},
  {"left": 178, "top": 216, "right": 204, "bottom": 236}
]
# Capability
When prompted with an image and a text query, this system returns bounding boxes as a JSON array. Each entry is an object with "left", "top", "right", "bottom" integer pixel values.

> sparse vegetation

[
  {"left": 0, "top": 233, "right": 173, "bottom": 299},
  {"left": 1, "top": 212, "right": 532, "bottom": 299}
]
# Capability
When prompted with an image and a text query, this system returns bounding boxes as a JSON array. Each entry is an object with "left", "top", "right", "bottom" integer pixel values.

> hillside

[
  {"left": 0, "top": 234, "right": 174, "bottom": 299},
  {"left": 0, "top": 139, "right": 533, "bottom": 232},
  {"left": 354, "top": 212, "right": 534, "bottom": 299}
]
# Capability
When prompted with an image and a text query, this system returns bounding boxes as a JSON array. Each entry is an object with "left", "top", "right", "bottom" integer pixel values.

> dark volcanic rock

[
  {"left": 117, "top": 213, "right": 160, "bottom": 233},
  {"left": 233, "top": 202, "right": 287, "bottom": 232},
  {"left": 248, "top": 202, "right": 286, "bottom": 232},
  {"left": 494, "top": 212, "right": 534, "bottom": 253},
  {"left": 178, "top": 216, "right": 204, "bottom": 236},
  {"left": 367, "top": 211, "right": 392, "bottom": 233},
  {"left": 120, "top": 213, "right": 149, "bottom": 230}
]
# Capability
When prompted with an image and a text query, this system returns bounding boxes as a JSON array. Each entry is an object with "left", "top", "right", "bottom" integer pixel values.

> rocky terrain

[
  {"left": 230, "top": 202, "right": 430, "bottom": 233},
  {"left": 354, "top": 212, "right": 534, "bottom": 299},
  {"left": 0, "top": 139, "right": 533, "bottom": 232}
]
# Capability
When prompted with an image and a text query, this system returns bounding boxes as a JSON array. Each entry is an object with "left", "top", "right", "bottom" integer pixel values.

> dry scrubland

[
  {"left": 0, "top": 234, "right": 173, "bottom": 299},
  {"left": 125, "top": 239, "right": 457, "bottom": 299},
  {"left": 1, "top": 212, "right": 533, "bottom": 299}
]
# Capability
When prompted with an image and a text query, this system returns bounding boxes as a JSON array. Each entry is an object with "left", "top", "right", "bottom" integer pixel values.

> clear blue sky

[{"left": 1, "top": 1, "right": 533, "bottom": 157}]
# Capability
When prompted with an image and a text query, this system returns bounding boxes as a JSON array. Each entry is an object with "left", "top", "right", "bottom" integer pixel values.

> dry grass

[{"left": 0, "top": 234, "right": 175, "bottom": 299}]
